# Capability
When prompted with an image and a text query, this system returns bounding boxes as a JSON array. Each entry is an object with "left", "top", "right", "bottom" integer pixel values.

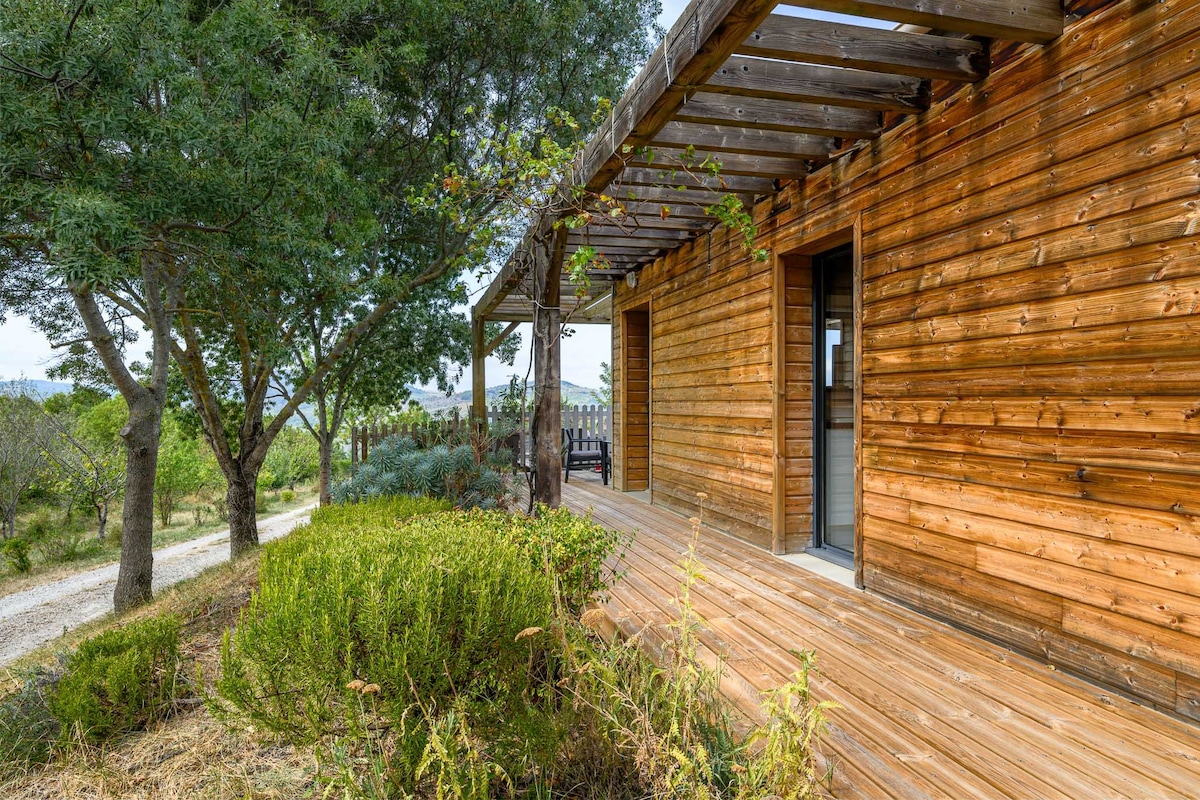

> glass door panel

[{"left": 814, "top": 245, "right": 855, "bottom": 557}]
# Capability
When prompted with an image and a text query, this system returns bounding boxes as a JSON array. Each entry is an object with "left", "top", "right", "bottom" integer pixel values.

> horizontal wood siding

[
  {"left": 617, "top": 234, "right": 778, "bottom": 548},
  {"left": 613, "top": 0, "right": 1200, "bottom": 717},
  {"left": 618, "top": 308, "right": 650, "bottom": 492}
]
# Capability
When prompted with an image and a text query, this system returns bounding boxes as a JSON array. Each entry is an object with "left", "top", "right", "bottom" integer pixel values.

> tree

[
  {"left": 592, "top": 361, "right": 613, "bottom": 407},
  {"left": 167, "top": 0, "right": 660, "bottom": 543},
  {"left": 0, "top": 0, "right": 375, "bottom": 610},
  {"left": 283, "top": 283, "right": 519, "bottom": 505},
  {"left": 0, "top": 387, "right": 50, "bottom": 538},
  {"left": 262, "top": 427, "right": 318, "bottom": 492},
  {"left": 42, "top": 395, "right": 126, "bottom": 541},
  {"left": 153, "top": 416, "right": 201, "bottom": 528}
]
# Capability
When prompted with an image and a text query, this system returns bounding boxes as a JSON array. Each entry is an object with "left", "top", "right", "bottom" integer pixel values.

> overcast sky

[{"left": 0, "top": 0, "right": 876, "bottom": 394}]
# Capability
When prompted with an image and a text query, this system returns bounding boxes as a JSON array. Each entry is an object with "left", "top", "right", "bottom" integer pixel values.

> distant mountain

[
  {"left": 0, "top": 379, "right": 74, "bottom": 397},
  {"left": 412, "top": 381, "right": 603, "bottom": 413}
]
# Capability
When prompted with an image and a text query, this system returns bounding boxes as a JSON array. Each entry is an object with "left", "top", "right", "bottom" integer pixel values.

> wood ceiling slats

[
  {"left": 703, "top": 55, "right": 928, "bottom": 113},
  {"left": 779, "top": 0, "right": 1063, "bottom": 43},
  {"left": 652, "top": 119, "right": 838, "bottom": 157},
  {"left": 630, "top": 146, "right": 810, "bottom": 177},
  {"left": 738, "top": 15, "right": 988, "bottom": 81},
  {"left": 617, "top": 166, "right": 777, "bottom": 194},
  {"left": 673, "top": 93, "right": 882, "bottom": 138},
  {"left": 480, "top": 0, "right": 1066, "bottom": 322}
]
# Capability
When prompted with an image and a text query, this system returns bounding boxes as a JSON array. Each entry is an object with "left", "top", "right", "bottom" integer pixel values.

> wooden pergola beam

[
  {"left": 673, "top": 94, "right": 882, "bottom": 139},
  {"left": 704, "top": 56, "right": 928, "bottom": 113},
  {"left": 579, "top": 216, "right": 713, "bottom": 236},
  {"left": 483, "top": 321, "right": 520, "bottom": 357},
  {"left": 631, "top": 146, "right": 810, "bottom": 177},
  {"left": 737, "top": 15, "right": 988, "bottom": 82},
  {"left": 566, "top": 231, "right": 691, "bottom": 247},
  {"left": 651, "top": 119, "right": 838, "bottom": 158},
  {"left": 572, "top": 244, "right": 665, "bottom": 257},
  {"left": 780, "top": 0, "right": 1063, "bottom": 44},
  {"left": 578, "top": 0, "right": 781, "bottom": 191},
  {"left": 610, "top": 183, "right": 758, "bottom": 206},
  {"left": 616, "top": 166, "right": 777, "bottom": 194}
]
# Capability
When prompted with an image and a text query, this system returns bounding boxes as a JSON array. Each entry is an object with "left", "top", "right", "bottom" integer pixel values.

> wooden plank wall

[
  {"left": 613, "top": 0, "right": 1200, "bottom": 718},
  {"left": 617, "top": 308, "right": 651, "bottom": 492},
  {"left": 781, "top": 259, "right": 814, "bottom": 552},
  {"left": 616, "top": 234, "right": 778, "bottom": 547}
]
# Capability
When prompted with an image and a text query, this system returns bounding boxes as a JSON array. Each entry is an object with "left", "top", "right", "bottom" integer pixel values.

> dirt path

[{"left": 0, "top": 505, "right": 314, "bottom": 667}]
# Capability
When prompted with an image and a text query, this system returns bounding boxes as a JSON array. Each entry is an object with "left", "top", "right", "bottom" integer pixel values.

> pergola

[{"left": 472, "top": 0, "right": 1063, "bottom": 505}]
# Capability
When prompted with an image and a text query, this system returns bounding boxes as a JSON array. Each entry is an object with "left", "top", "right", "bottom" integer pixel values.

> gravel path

[{"left": 0, "top": 505, "right": 314, "bottom": 667}]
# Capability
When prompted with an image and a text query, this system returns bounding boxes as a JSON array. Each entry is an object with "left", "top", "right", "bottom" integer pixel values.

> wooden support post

[
  {"left": 532, "top": 225, "right": 565, "bottom": 509},
  {"left": 470, "top": 309, "right": 487, "bottom": 433}
]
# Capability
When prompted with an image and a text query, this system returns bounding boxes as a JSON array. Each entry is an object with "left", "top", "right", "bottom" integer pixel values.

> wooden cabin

[{"left": 475, "top": 0, "right": 1200, "bottom": 725}]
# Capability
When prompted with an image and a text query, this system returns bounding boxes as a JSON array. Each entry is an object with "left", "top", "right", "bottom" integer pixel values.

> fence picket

[{"left": 350, "top": 405, "right": 611, "bottom": 465}]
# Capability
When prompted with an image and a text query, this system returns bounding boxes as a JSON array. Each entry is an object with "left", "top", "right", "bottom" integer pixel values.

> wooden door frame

[{"left": 771, "top": 217, "right": 864, "bottom": 587}]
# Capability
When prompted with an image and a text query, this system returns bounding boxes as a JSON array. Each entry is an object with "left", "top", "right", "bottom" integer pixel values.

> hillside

[{"left": 412, "top": 381, "right": 603, "bottom": 412}]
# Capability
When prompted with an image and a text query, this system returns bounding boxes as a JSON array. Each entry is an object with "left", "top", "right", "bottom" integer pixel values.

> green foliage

[
  {"left": 0, "top": 665, "right": 60, "bottom": 774},
  {"left": 24, "top": 508, "right": 94, "bottom": 563},
  {"left": 216, "top": 498, "right": 550, "bottom": 744},
  {"left": 332, "top": 434, "right": 511, "bottom": 509},
  {"left": 47, "top": 616, "right": 182, "bottom": 744},
  {"left": 281, "top": 489, "right": 296, "bottom": 503},
  {"left": 154, "top": 417, "right": 203, "bottom": 528},
  {"left": 263, "top": 427, "right": 319, "bottom": 490},
  {"left": 2, "top": 537, "right": 32, "bottom": 573},
  {"left": 500, "top": 506, "right": 627, "bottom": 615}
]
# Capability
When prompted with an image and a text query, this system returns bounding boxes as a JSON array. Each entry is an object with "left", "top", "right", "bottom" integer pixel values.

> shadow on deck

[{"left": 557, "top": 478, "right": 1200, "bottom": 799}]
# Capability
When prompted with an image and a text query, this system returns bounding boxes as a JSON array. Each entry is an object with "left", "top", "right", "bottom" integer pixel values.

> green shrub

[
  {"left": 497, "top": 506, "right": 627, "bottom": 615},
  {"left": 25, "top": 510, "right": 93, "bottom": 563},
  {"left": 48, "top": 615, "right": 182, "bottom": 743},
  {"left": 218, "top": 496, "right": 557, "bottom": 743},
  {"left": 2, "top": 537, "right": 32, "bottom": 573},
  {"left": 0, "top": 665, "right": 60, "bottom": 773},
  {"left": 280, "top": 489, "right": 296, "bottom": 503}
]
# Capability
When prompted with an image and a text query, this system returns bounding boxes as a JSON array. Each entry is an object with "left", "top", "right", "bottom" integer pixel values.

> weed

[{"left": 0, "top": 664, "right": 60, "bottom": 775}]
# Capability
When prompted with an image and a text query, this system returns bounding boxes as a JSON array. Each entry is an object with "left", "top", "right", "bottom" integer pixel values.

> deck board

[{"left": 554, "top": 478, "right": 1200, "bottom": 799}]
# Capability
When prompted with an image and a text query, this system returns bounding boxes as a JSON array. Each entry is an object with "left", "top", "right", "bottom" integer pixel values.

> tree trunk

[
  {"left": 318, "top": 430, "right": 334, "bottom": 507},
  {"left": 114, "top": 395, "right": 161, "bottom": 613},
  {"left": 226, "top": 465, "right": 259, "bottom": 557},
  {"left": 531, "top": 227, "right": 564, "bottom": 510},
  {"left": 2, "top": 508, "right": 14, "bottom": 540}
]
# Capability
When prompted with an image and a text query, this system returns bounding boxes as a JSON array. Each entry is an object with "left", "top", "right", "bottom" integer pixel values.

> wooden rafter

[
  {"left": 780, "top": 0, "right": 1063, "bottom": 43},
  {"left": 631, "top": 146, "right": 810, "bottom": 177},
  {"left": 703, "top": 56, "right": 928, "bottom": 113},
  {"left": 673, "top": 94, "right": 882, "bottom": 139},
  {"left": 610, "top": 183, "right": 757, "bottom": 206},
  {"left": 738, "top": 15, "right": 988, "bottom": 81},
  {"left": 617, "top": 166, "right": 777, "bottom": 194},
  {"left": 568, "top": 232, "right": 693, "bottom": 247},
  {"left": 580, "top": 213, "right": 713, "bottom": 232},
  {"left": 651, "top": 119, "right": 839, "bottom": 157}
]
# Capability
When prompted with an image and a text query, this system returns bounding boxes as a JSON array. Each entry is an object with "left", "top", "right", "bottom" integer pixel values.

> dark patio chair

[{"left": 562, "top": 428, "right": 610, "bottom": 485}]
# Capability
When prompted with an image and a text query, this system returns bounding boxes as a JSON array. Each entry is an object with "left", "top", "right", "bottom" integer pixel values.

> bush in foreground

[
  {"left": 0, "top": 614, "right": 183, "bottom": 775},
  {"left": 215, "top": 499, "right": 833, "bottom": 799}
]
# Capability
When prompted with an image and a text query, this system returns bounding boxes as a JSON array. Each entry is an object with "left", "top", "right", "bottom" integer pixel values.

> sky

[{"left": 0, "top": 0, "right": 880, "bottom": 394}]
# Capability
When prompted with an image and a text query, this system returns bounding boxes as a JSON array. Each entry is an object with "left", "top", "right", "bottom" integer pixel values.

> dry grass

[{"left": 1, "top": 550, "right": 322, "bottom": 800}]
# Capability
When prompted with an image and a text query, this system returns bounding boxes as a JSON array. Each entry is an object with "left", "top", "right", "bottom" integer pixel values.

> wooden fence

[{"left": 350, "top": 405, "right": 612, "bottom": 466}]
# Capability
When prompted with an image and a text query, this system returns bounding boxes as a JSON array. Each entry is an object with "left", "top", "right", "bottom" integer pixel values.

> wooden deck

[{"left": 559, "top": 478, "right": 1200, "bottom": 799}]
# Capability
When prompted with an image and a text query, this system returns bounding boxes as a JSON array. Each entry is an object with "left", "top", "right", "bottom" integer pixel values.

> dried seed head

[
  {"left": 346, "top": 680, "right": 366, "bottom": 692},
  {"left": 688, "top": 517, "right": 701, "bottom": 527},
  {"left": 515, "top": 626, "right": 544, "bottom": 642},
  {"left": 362, "top": 683, "right": 381, "bottom": 695},
  {"left": 696, "top": 492, "right": 708, "bottom": 500},
  {"left": 580, "top": 608, "right": 608, "bottom": 631}
]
